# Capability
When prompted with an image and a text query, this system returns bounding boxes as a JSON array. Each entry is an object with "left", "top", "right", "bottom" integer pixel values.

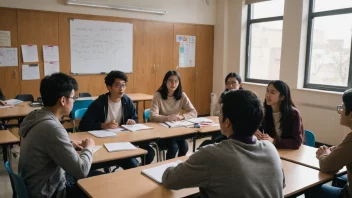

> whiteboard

[{"left": 70, "top": 19, "right": 133, "bottom": 74}]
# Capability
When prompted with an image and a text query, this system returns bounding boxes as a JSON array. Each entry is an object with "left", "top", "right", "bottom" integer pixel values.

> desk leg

[
  {"left": 2, "top": 145, "right": 8, "bottom": 163},
  {"left": 141, "top": 154, "right": 146, "bottom": 166},
  {"left": 135, "top": 102, "right": 139, "bottom": 115},
  {"left": 193, "top": 137, "right": 196, "bottom": 152}
]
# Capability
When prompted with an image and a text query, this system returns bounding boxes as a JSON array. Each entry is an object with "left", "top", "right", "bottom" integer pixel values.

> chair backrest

[
  {"left": 304, "top": 130, "right": 316, "bottom": 147},
  {"left": 79, "top": 92, "right": 92, "bottom": 98},
  {"left": 0, "top": 88, "right": 5, "bottom": 100},
  {"left": 143, "top": 109, "right": 150, "bottom": 123},
  {"left": 72, "top": 100, "right": 93, "bottom": 119},
  {"left": 74, "top": 108, "right": 88, "bottom": 120},
  {"left": 5, "top": 161, "right": 29, "bottom": 198},
  {"left": 15, "top": 94, "right": 34, "bottom": 102}
]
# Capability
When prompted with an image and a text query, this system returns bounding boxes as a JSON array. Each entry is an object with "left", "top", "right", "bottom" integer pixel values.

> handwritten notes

[
  {"left": 43, "top": 45, "right": 59, "bottom": 62},
  {"left": 0, "top": 31, "right": 11, "bottom": 47},
  {"left": 22, "top": 64, "right": 40, "bottom": 80},
  {"left": 0, "top": 48, "right": 18, "bottom": 66},
  {"left": 44, "top": 62, "right": 60, "bottom": 76},
  {"left": 21, "top": 45, "right": 38, "bottom": 63}
]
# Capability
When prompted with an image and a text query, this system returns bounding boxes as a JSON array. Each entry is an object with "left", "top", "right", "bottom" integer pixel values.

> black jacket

[{"left": 79, "top": 93, "right": 138, "bottom": 131}]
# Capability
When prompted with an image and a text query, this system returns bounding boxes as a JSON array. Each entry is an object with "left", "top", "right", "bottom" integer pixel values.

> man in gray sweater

[
  {"left": 19, "top": 73, "right": 95, "bottom": 198},
  {"left": 162, "top": 90, "right": 285, "bottom": 198}
]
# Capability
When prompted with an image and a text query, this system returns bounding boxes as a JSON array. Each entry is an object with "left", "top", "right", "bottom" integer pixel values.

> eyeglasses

[
  {"left": 337, "top": 105, "right": 345, "bottom": 113},
  {"left": 66, "top": 96, "right": 78, "bottom": 101},
  {"left": 226, "top": 81, "right": 238, "bottom": 86},
  {"left": 167, "top": 79, "right": 179, "bottom": 84},
  {"left": 113, "top": 83, "right": 127, "bottom": 89}
]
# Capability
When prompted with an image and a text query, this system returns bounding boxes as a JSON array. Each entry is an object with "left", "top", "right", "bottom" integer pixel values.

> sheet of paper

[
  {"left": 44, "top": 61, "right": 60, "bottom": 76},
  {"left": 0, "top": 105, "right": 14, "bottom": 109},
  {"left": 0, "top": 48, "right": 18, "bottom": 66},
  {"left": 106, "top": 128, "right": 128, "bottom": 133},
  {"left": 22, "top": 64, "right": 40, "bottom": 80},
  {"left": 178, "top": 35, "right": 196, "bottom": 68},
  {"left": 21, "top": 45, "right": 38, "bottom": 62},
  {"left": 43, "top": 45, "right": 59, "bottom": 62},
  {"left": 91, "top": 146, "right": 102, "bottom": 154},
  {"left": 142, "top": 160, "right": 182, "bottom": 183},
  {"left": 88, "top": 130, "right": 117, "bottom": 138},
  {"left": 188, "top": 118, "right": 214, "bottom": 123},
  {"left": 121, "top": 124, "right": 153, "bottom": 132},
  {"left": 104, "top": 142, "right": 136, "bottom": 152},
  {"left": 0, "top": 31, "right": 11, "bottom": 47},
  {"left": 5, "top": 99, "right": 23, "bottom": 105}
]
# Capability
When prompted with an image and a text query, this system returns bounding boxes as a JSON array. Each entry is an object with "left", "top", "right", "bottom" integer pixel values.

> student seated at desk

[
  {"left": 306, "top": 89, "right": 352, "bottom": 198},
  {"left": 19, "top": 73, "right": 100, "bottom": 198},
  {"left": 150, "top": 70, "right": 197, "bottom": 159},
  {"left": 255, "top": 80, "right": 303, "bottom": 149},
  {"left": 162, "top": 90, "right": 285, "bottom": 198},
  {"left": 79, "top": 71, "right": 155, "bottom": 166},
  {"left": 212, "top": 72, "right": 243, "bottom": 143}
]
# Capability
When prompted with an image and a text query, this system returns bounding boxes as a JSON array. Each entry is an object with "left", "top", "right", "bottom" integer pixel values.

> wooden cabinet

[{"left": 0, "top": 9, "right": 20, "bottom": 99}]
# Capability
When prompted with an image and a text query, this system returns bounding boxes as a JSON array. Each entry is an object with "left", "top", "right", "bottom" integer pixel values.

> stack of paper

[
  {"left": 104, "top": 142, "right": 136, "bottom": 152},
  {"left": 91, "top": 146, "right": 102, "bottom": 154},
  {"left": 121, "top": 124, "right": 153, "bottom": 132},
  {"left": 5, "top": 99, "right": 23, "bottom": 105},
  {"left": 163, "top": 120, "right": 194, "bottom": 128},
  {"left": 188, "top": 118, "right": 214, "bottom": 124},
  {"left": 88, "top": 130, "right": 117, "bottom": 138},
  {"left": 142, "top": 160, "right": 183, "bottom": 183}
]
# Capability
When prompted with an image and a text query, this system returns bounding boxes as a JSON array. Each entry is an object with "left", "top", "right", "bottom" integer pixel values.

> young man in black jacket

[{"left": 80, "top": 71, "right": 155, "bottom": 169}]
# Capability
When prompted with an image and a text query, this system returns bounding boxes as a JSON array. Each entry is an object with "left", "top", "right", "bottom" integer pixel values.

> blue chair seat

[{"left": 5, "top": 161, "right": 28, "bottom": 198}]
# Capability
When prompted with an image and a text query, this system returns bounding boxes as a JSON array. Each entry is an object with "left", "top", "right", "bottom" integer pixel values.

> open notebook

[
  {"left": 5, "top": 99, "right": 23, "bottom": 105},
  {"left": 161, "top": 120, "right": 194, "bottom": 128},
  {"left": 121, "top": 124, "right": 153, "bottom": 132},
  {"left": 142, "top": 160, "right": 183, "bottom": 183},
  {"left": 88, "top": 130, "right": 117, "bottom": 138},
  {"left": 104, "top": 142, "right": 136, "bottom": 152}
]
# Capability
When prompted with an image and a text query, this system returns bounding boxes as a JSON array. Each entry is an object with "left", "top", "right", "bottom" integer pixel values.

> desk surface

[
  {"left": 76, "top": 93, "right": 153, "bottom": 102},
  {"left": 278, "top": 145, "right": 346, "bottom": 174},
  {"left": 90, "top": 147, "right": 147, "bottom": 164},
  {"left": 282, "top": 159, "right": 333, "bottom": 197},
  {"left": 196, "top": 116, "right": 220, "bottom": 133},
  {"left": 78, "top": 156, "right": 198, "bottom": 198},
  {"left": 0, "top": 130, "right": 20, "bottom": 144},
  {"left": 0, "top": 102, "right": 40, "bottom": 119}
]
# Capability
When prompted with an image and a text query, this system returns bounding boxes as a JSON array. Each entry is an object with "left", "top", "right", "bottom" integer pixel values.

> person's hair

[
  {"left": 263, "top": 80, "right": 296, "bottom": 138},
  {"left": 343, "top": 89, "right": 352, "bottom": 115},
  {"left": 157, "top": 70, "right": 183, "bottom": 100},
  {"left": 221, "top": 89, "right": 264, "bottom": 137},
  {"left": 104, "top": 70, "right": 128, "bottom": 87},
  {"left": 40, "top": 72, "right": 78, "bottom": 107},
  {"left": 224, "top": 72, "right": 243, "bottom": 91}
]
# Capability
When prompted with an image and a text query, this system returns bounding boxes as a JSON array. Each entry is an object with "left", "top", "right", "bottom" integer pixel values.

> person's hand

[
  {"left": 262, "top": 134, "right": 274, "bottom": 143},
  {"left": 177, "top": 115, "right": 185, "bottom": 121},
  {"left": 167, "top": 115, "right": 178, "bottom": 121},
  {"left": 329, "top": 146, "right": 337, "bottom": 152},
  {"left": 81, "top": 138, "right": 95, "bottom": 148},
  {"left": 0, "top": 100, "right": 6, "bottom": 105},
  {"left": 71, "top": 140, "right": 83, "bottom": 150},
  {"left": 126, "top": 119, "right": 136, "bottom": 125},
  {"left": 316, "top": 145, "right": 331, "bottom": 159},
  {"left": 102, "top": 120, "right": 118, "bottom": 129},
  {"left": 254, "top": 130, "right": 264, "bottom": 140}
]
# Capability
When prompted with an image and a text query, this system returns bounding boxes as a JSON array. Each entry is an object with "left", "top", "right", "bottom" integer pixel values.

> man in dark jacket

[{"left": 80, "top": 71, "right": 155, "bottom": 169}]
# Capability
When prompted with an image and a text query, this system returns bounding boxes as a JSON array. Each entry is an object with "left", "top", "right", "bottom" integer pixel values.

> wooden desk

[
  {"left": 0, "top": 130, "right": 20, "bottom": 163},
  {"left": 89, "top": 147, "right": 147, "bottom": 169},
  {"left": 0, "top": 102, "right": 40, "bottom": 119},
  {"left": 282, "top": 160, "right": 333, "bottom": 197},
  {"left": 278, "top": 145, "right": 346, "bottom": 175},
  {"left": 196, "top": 116, "right": 220, "bottom": 134},
  {"left": 78, "top": 156, "right": 198, "bottom": 198}
]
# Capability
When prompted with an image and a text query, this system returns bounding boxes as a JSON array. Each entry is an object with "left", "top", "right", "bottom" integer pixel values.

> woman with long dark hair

[
  {"left": 150, "top": 70, "right": 197, "bottom": 159},
  {"left": 255, "top": 80, "right": 303, "bottom": 149}
]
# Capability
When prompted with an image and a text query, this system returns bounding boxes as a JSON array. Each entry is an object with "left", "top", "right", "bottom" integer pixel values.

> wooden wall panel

[
  {"left": 17, "top": 10, "right": 59, "bottom": 99},
  {"left": 195, "top": 25, "right": 214, "bottom": 115},
  {"left": 0, "top": 9, "right": 20, "bottom": 99},
  {"left": 173, "top": 24, "right": 197, "bottom": 106}
]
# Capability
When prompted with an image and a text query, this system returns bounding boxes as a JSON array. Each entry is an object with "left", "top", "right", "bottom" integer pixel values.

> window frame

[
  {"left": 245, "top": 3, "right": 284, "bottom": 84},
  {"left": 304, "top": 0, "right": 352, "bottom": 92}
]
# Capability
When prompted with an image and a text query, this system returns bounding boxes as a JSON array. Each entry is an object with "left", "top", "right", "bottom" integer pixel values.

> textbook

[
  {"left": 142, "top": 160, "right": 183, "bottom": 183},
  {"left": 121, "top": 124, "right": 153, "bottom": 132},
  {"left": 162, "top": 120, "right": 194, "bottom": 128},
  {"left": 104, "top": 142, "right": 136, "bottom": 152}
]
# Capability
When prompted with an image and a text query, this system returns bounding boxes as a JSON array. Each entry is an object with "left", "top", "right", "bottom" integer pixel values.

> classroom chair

[
  {"left": 5, "top": 161, "right": 28, "bottom": 198},
  {"left": 15, "top": 94, "right": 34, "bottom": 102},
  {"left": 143, "top": 109, "right": 163, "bottom": 162},
  {"left": 79, "top": 92, "right": 92, "bottom": 98},
  {"left": 304, "top": 130, "right": 316, "bottom": 147},
  {"left": 73, "top": 108, "right": 87, "bottom": 132},
  {"left": 71, "top": 100, "right": 93, "bottom": 120}
]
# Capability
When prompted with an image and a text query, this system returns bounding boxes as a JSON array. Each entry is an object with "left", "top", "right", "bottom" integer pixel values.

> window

[
  {"left": 305, "top": 0, "right": 352, "bottom": 91},
  {"left": 245, "top": 0, "right": 285, "bottom": 83}
]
